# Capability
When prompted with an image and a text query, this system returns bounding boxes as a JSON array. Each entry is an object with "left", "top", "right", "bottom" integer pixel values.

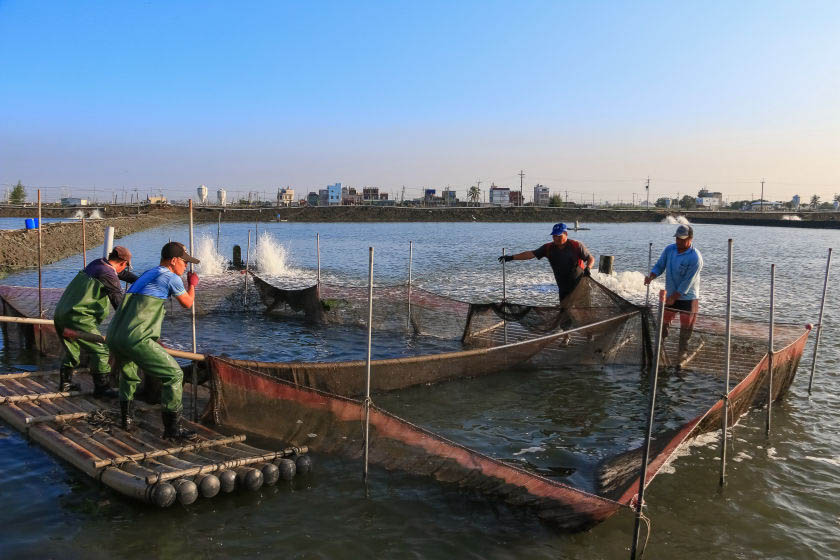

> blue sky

[{"left": 1, "top": 1, "right": 838, "bottom": 203}]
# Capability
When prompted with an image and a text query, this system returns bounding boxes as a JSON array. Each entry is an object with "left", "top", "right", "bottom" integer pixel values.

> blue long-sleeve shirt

[{"left": 650, "top": 244, "right": 703, "bottom": 301}]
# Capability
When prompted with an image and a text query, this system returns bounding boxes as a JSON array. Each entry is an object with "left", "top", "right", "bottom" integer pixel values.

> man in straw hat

[
  {"left": 644, "top": 224, "right": 704, "bottom": 363},
  {"left": 53, "top": 246, "right": 139, "bottom": 398},
  {"left": 107, "top": 241, "right": 200, "bottom": 440}
]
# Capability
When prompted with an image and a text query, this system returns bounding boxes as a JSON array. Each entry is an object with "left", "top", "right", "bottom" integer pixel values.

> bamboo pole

[
  {"left": 766, "top": 264, "right": 775, "bottom": 435},
  {"left": 407, "top": 240, "right": 413, "bottom": 330},
  {"left": 363, "top": 247, "right": 374, "bottom": 482},
  {"left": 501, "top": 247, "right": 508, "bottom": 345},
  {"left": 92, "top": 435, "right": 247, "bottom": 469},
  {"left": 0, "top": 317, "right": 206, "bottom": 361},
  {"left": 0, "top": 370, "right": 59, "bottom": 380},
  {"left": 645, "top": 242, "right": 652, "bottom": 307},
  {"left": 26, "top": 411, "right": 89, "bottom": 425},
  {"left": 81, "top": 217, "right": 87, "bottom": 269},
  {"left": 316, "top": 233, "right": 321, "bottom": 286},
  {"left": 37, "top": 189, "right": 43, "bottom": 318},
  {"left": 630, "top": 289, "right": 666, "bottom": 560},
  {"left": 188, "top": 200, "right": 198, "bottom": 421},
  {"left": 0, "top": 390, "right": 90, "bottom": 404},
  {"left": 807, "top": 248, "right": 832, "bottom": 394},
  {"left": 720, "top": 239, "right": 733, "bottom": 486},
  {"left": 243, "top": 230, "right": 251, "bottom": 306}
]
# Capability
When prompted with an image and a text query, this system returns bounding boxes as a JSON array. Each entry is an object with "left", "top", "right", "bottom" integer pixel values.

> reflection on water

[{"left": 0, "top": 221, "right": 839, "bottom": 558}]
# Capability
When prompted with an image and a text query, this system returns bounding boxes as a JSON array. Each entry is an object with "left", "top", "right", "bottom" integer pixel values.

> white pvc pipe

[
  {"left": 316, "top": 233, "right": 321, "bottom": 285},
  {"left": 645, "top": 242, "right": 653, "bottom": 307},
  {"left": 502, "top": 247, "right": 508, "bottom": 345},
  {"left": 807, "top": 248, "right": 832, "bottom": 394},
  {"left": 407, "top": 241, "right": 413, "bottom": 330},
  {"left": 103, "top": 226, "right": 115, "bottom": 259},
  {"left": 766, "top": 264, "right": 775, "bottom": 435}
]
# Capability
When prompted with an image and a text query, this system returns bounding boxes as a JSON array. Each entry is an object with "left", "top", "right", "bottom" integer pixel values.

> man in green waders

[
  {"left": 53, "top": 246, "right": 139, "bottom": 397},
  {"left": 107, "top": 242, "right": 199, "bottom": 440}
]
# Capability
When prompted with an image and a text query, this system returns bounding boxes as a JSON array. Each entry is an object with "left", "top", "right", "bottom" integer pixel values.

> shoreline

[{"left": 2, "top": 204, "right": 839, "bottom": 228}]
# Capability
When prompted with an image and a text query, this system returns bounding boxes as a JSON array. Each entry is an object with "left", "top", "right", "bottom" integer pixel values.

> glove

[
  {"left": 498, "top": 255, "right": 514, "bottom": 263},
  {"left": 187, "top": 271, "right": 199, "bottom": 288},
  {"left": 583, "top": 267, "right": 591, "bottom": 277}
]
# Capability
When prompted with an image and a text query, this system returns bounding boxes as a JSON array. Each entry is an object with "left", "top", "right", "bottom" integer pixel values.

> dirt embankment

[{"left": 0, "top": 215, "right": 174, "bottom": 269}]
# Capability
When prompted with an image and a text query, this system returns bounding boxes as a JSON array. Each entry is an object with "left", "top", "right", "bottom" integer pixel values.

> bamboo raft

[{"left": 0, "top": 285, "right": 311, "bottom": 508}]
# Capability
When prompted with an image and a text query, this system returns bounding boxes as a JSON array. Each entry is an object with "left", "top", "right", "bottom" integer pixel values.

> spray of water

[
  {"left": 781, "top": 215, "right": 802, "bottom": 221},
  {"left": 253, "top": 232, "right": 295, "bottom": 276},
  {"left": 72, "top": 210, "right": 84, "bottom": 219},
  {"left": 89, "top": 209, "right": 103, "bottom": 220},
  {"left": 591, "top": 269, "right": 659, "bottom": 302},
  {"left": 195, "top": 235, "right": 227, "bottom": 275},
  {"left": 661, "top": 215, "right": 691, "bottom": 225}
]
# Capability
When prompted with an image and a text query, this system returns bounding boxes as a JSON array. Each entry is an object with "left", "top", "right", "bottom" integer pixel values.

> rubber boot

[
  {"left": 120, "top": 400, "right": 135, "bottom": 431},
  {"left": 92, "top": 373, "right": 118, "bottom": 399},
  {"left": 59, "top": 367, "right": 81, "bottom": 392},
  {"left": 162, "top": 410, "right": 196, "bottom": 441}
]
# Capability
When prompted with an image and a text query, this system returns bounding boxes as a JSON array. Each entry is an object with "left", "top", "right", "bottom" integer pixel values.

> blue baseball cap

[{"left": 551, "top": 223, "right": 568, "bottom": 236}]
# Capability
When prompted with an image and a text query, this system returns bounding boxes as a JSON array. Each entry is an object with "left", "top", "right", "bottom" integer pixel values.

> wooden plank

[
  {"left": 25, "top": 411, "right": 90, "bottom": 425},
  {"left": 92, "top": 435, "right": 248, "bottom": 468},
  {"left": 0, "top": 390, "right": 91, "bottom": 404},
  {"left": 146, "top": 446, "right": 308, "bottom": 484}
]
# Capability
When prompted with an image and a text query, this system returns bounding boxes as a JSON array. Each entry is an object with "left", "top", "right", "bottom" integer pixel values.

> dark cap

[
  {"left": 161, "top": 241, "right": 200, "bottom": 264},
  {"left": 108, "top": 246, "right": 132, "bottom": 264},
  {"left": 674, "top": 224, "right": 693, "bottom": 239}
]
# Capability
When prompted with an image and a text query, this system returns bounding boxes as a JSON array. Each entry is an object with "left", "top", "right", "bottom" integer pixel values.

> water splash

[
  {"left": 781, "top": 215, "right": 802, "bottom": 221},
  {"left": 591, "top": 269, "right": 660, "bottom": 302},
  {"left": 89, "top": 209, "right": 103, "bottom": 220},
  {"left": 253, "top": 232, "right": 295, "bottom": 276},
  {"left": 72, "top": 210, "right": 84, "bottom": 219},
  {"left": 195, "top": 235, "right": 227, "bottom": 275},
  {"left": 661, "top": 215, "right": 691, "bottom": 225}
]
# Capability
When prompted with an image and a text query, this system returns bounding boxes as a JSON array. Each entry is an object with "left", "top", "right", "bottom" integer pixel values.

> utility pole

[
  {"left": 565, "top": 190, "right": 568, "bottom": 205},
  {"left": 518, "top": 170, "right": 524, "bottom": 206},
  {"left": 760, "top": 178, "right": 765, "bottom": 213},
  {"left": 645, "top": 177, "right": 650, "bottom": 208}
]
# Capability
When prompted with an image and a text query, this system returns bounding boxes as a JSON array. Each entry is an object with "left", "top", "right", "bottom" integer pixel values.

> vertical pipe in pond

[
  {"left": 316, "top": 233, "right": 321, "bottom": 286},
  {"left": 243, "top": 230, "right": 251, "bottom": 306},
  {"left": 255, "top": 221, "right": 259, "bottom": 246},
  {"left": 630, "top": 289, "right": 666, "bottom": 560},
  {"left": 103, "top": 227, "right": 115, "bottom": 259},
  {"left": 216, "top": 211, "right": 221, "bottom": 250},
  {"left": 81, "top": 217, "right": 87, "bottom": 269},
  {"left": 502, "top": 248, "right": 508, "bottom": 344},
  {"left": 407, "top": 241, "right": 413, "bottom": 331},
  {"left": 363, "top": 247, "right": 374, "bottom": 482},
  {"left": 720, "top": 239, "right": 733, "bottom": 486},
  {"left": 645, "top": 242, "right": 652, "bottom": 307},
  {"left": 807, "top": 248, "right": 832, "bottom": 394},
  {"left": 766, "top": 264, "right": 775, "bottom": 435},
  {"left": 37, "top": 189, "right": 43, "bottom": 318},
  {"left": 188, "top": 200, "right": 198, "bottom": 422}
]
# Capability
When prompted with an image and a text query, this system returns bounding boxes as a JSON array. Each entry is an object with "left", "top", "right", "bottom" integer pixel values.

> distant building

[
  {"left": 441, "top": 190, "right": 457, "bottom": 206},
  {"left": 533, "top": 185, "right": 550, "bottom": 206},
  {"left": 489, "top": 185, "right": 510, "bottom": 206},
  {"left": 750, "top": 200, "right": 782, "bottom": 211},
  {"left": 326, "top": 183, "right": 342, "bottom": 205},
  {"left": 343, "top": 187, "right": 362, "bottom": 205},
  {"left": 379, "top": 192, "right": 388, "bottom": 201},
  {"left": 695, "top": 188, "right": 723, "bottom": 209},
  {"left": 509, "top": 190, "right": 523, "bottom": 206},
  {"left": 318, "top": 189, "right": 329, "bottom": 206},
  {"left": 277, "top": 188, "right": 295, "bottom": 207},
  {"left": 792, "top": 195, "right": 801, "bottom": 210},
  {"left": 60, "top": 197, "right": 88, "bottom": 206},
  {"left": 307, "top": 192, "right": 320, "bottom": 207},
  {"left": 362, "top": 187, "right": 379, "bottom": 201},
  {"left": 146, "top": 195, "right": 167, "bottom": 204}
]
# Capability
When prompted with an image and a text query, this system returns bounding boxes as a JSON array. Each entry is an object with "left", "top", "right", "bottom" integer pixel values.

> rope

[{"left": 638, "top": 510, "right": 652, "bottom": 557}]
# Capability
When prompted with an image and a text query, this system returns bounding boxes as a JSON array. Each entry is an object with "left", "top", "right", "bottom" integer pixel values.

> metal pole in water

[
  {"left": 645, "top": 242, "right": 652, "bottom": 307},
  {"left": 630, "top": 289, "right": 666, "bottom": 560},
  {"left": 502, "top": 247, "right": 508, "bottom": 345},
  {"left": 255, "top": 221, "right": 259, "bottom": 246},
  {"left": 37, "top": 189, "right": 43, "bottom": 318},
  {"left": 244, "top": 230, "right": 251, "bottom": 306},
  {"left": 807, "top": 248, "right": 832, "bottom": 394},
  {"left": 81, "top": 217, "right": 87, "bottom": 269},
  {"left": 720, "top": 239, "right": 733, "bottom": 486},
  {"left": 188, "top": 200, "right": 198, "bottom": 422},
  {"left": 766, "top": 264, "right": 775, "bottom": 436},
  {"left": 216, "top": 211, "right": 221, "bottom": 250},
  {"left": 363, "top": 247, "right": 374, "bottom": 482},
  {"left": 316, "top": 233, "right": 321, "bottom": 286},
  {"left": 407, "top": 241, "right": 413, "bottom": 330}
]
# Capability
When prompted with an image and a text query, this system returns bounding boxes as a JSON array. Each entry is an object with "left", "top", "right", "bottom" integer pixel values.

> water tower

[
  {"left": 792, "top": 195, "right": 801, "bottom": 210},
  {"left": 197, "top": 184, "right": 208, "bottom": 204},
  {"left": 217, "top": 188, "right": 227, "bottom": 207}
]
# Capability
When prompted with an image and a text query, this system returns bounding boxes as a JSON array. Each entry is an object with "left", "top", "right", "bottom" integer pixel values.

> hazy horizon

[{"left": 2, "top": 1, "right": 838, "bottom": 204}]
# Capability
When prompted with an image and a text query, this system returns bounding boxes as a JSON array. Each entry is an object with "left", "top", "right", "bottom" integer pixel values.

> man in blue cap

[
  {"left": 499, "top": 222, "right": 595, "bottom": 301},
  {"left": 644, "top": 224, "right": 703, "bottom": 361}
]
